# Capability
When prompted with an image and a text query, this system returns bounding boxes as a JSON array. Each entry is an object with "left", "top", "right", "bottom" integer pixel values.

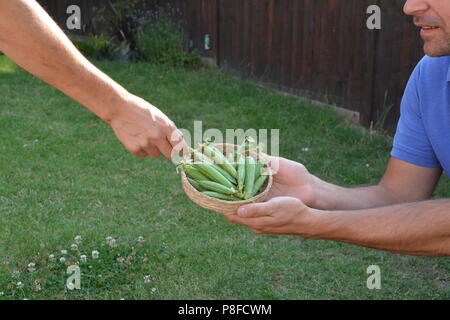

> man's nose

[{"left": 403, "top": 0, "right": 430, "bottom": 16}]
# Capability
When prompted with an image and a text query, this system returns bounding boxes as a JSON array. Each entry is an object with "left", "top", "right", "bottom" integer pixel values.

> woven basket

[{"left": 180, "top": 143, "right": 273, "bottom": 215}]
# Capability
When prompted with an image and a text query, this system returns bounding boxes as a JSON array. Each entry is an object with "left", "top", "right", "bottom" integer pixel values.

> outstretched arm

[
  {"left": 0, "top": 0, "right": 182, "bottom": 158},
  {"left": 226, "top": 157, "right": 448, "bottom": 256}
]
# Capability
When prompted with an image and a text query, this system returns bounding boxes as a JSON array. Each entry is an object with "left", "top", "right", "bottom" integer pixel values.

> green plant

[
  {"left": 137, "top": 14, "right": 200, "bottom": 69},
  {"left": 74, "top": 35, "right": 116, "bottom": 60}
]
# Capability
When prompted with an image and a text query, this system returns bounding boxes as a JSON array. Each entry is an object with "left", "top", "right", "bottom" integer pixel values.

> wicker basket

[{"left": 180, "top": 143, "right": 273, "bottom": 215}]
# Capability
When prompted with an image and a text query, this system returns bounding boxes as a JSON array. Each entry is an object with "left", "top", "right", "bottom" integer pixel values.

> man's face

[{"left": 404, "top": 0, "right": 450, "bottom": 56}]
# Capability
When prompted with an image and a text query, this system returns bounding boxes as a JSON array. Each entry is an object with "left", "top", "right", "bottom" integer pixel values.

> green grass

[{"left": 0, "top": 55, "right": 449, "bottom": 300}]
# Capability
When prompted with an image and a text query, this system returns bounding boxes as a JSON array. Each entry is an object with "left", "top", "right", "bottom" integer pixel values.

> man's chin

[{"left": 423, "top": 42, "right": 450, "bottom": 57}]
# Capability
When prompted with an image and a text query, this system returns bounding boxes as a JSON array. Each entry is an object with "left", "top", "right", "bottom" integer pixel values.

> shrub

[
  {"left": 74, "top": 35, "right": 116, "bottom": 60},
  {"left": 137, "top": 14, "right": 200, "bottom": 69}
]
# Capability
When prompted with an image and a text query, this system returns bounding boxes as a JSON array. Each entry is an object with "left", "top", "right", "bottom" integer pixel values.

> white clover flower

[
  {"left": 137, "top": 236, "right": 145, "bottom": 243},
  {"left": 74, "top": 235, "right": 82, "bottom": 244},
  {"left": 0, "top": 292, "right": 3, "bottom": 296},
  {"left": 92, "top": 250, "right": 99, "bottom": 259},
  {"left": 27, "top": 262, "right": 36, "bottom": 272},
  {"left": 106, "top": 236, "right": 113, "bottom": 244},
  {"left": 116, "top": 257, "right": 125, "bottom": 263},
  {"left": 49, "top": 254, "right": 55, "bottom": 261},
  {"left": 70, "top": 244, "right": 78, "bottom": 251},
  {"left": 32, "top": 281, "right": 41, "bottom": 291},
  {"left": 12, "top": 270, "right": 20, "bottom": 279},
  {"left": 60, "top": 257, "right": 66, "bottom": 263},
  {"left": 16, "top": 282, "right": 24, "bottom": 289},
  {"left": 302, "top": 147, "right": 310, "bottom": 152},
  {"left": 61, "top": 249, "right": 68, "bottom": 255},
  {"left": 144, "top": 275, "right": 151, "bottom": 284},
  {"left": 151, "top": 288, "right": 157, "bottom": 293},
  {"left": 366, "top": 163, "right": 370, "bottom": 168},
  {"left": 80, "top": 255, "right": 87, "bottom": 263},
  {"left": 108, "top": 238, "right": 117, "bottom": 248}
]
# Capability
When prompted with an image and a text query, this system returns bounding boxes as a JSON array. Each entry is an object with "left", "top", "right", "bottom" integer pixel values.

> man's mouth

[{"left": 421, "top": 26, "right": 439, "bottom": 30}]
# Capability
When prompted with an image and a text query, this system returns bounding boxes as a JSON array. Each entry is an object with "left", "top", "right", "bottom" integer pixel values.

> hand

[
  {"left": 109, "top": 94, "right": 184, "bottom": 158},
  {"left": 266, "top": 157, "right": 316, "bottom": 207},
  {"left": 225, "top": 197, "right": 321, "bottom": 237}
]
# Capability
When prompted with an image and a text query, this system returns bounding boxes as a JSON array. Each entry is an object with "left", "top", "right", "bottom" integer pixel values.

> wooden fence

[{"left": 37, "top": 0, "right": 424, "bottom": 130}]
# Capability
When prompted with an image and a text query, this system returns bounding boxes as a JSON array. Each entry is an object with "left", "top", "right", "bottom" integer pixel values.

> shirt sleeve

[{"left": 391, "top": 59, "right": 440, "bottom": 167}]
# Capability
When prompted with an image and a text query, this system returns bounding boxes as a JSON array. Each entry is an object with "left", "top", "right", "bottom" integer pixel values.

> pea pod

[
  {"left": 237, "top": 155, "right": 246, "bottom": 192},
  {"left": 227, "top": 151, "right": 238, "bottom": 169},
  {"left": 243, "top": 156, "right": 256, "bottom": 199},
  {"left": 250, "top": 174, "right": 268, "bottom": 198},
  {"left": 213, "top": 164, "right": 237, "bottom": 185},
  {"left": 254, "top": 160, "right": 265, "bottom": 182},
  {"left": 203, "top": 144, "right": 238, "bottom": 179},
  {"left": 190, "top": 148, "right": 214, "bottom": 164},
  {"left": 197, "top": 181, "right": 237, "bottom": 195},
  {"left": 192, "top": 163, "right": 234, "bottom": 189},
  {"left": 188, "top": 178, "right": 205, "bottom": 192},
  {"left": 183, "top": 165, "right": 208, "bottom": 181},
  {"left": 202, "top": 191, "right": 241, "bottom": 201}
]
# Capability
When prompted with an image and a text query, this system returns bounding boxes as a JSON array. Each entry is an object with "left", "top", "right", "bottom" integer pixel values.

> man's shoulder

[{"left": 416, "top": 55, "right": 450, "bottom": 80}]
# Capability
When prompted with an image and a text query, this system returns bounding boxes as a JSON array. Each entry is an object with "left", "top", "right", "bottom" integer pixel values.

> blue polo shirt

[{"left": 391, "top": 55, "right": 450, "bottom": 177}]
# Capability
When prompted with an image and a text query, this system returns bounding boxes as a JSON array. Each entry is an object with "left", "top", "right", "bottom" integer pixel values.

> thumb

[{"left": 237, "top": 200, "right": 277, "bottom": 218}]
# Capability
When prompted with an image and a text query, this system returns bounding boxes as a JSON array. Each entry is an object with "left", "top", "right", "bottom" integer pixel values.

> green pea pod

[
  {"left": 188, "top": 178, "right": 205, "bottom": 192},
  {"left": 183, "top": 165, "right": 208, "bottom": 181},
  {"left": 202, "top": 191, "right": 241, "bottom": 202},
  {"left": 203, "top": 144, "right": 238, "bottom": 179},
  {"left": 254, "top": 160, "right": 265, "bottom": 182},
  {"left": 251, "top": 174, "right": 268, "bottom": 198},
  {"left": 227, "top": 151, "right": 238, "bottom": 169},
  {"left": 237, "top": 155, "right": 246, "bottom": 192},
  {"left": 191, "top": 148, "right": 214, "bottom": 164},
  {"left": 213, "top": 164, "right": 237, "bottom": 185},
  {"left": 243, "top": 156, "right": 256, "bottom": 199},
  {"left": 192, "top": 163, "right": 234, "bottom": 189},
  {"left": 197, "top": 181, "right": 236, "bottom": 195}
]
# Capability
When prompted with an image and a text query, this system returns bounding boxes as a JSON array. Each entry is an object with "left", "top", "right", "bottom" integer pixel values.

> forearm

[
  {"left": 311, "top": 175, "right": 400, "bottom": 210},
  {"left": 0, "top": 0, "right": 126, "bottom": 122},
  {"left": 314, "top": 199, "right": 450, "bottom": 256}
]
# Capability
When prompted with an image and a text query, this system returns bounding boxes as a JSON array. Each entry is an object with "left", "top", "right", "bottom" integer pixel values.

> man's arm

[
  {"left": 226, "top": 197, "right": 450, "bottom": 256},
  {"left": 311, "top": 157, "right": 443, "bottom": 210},
  {"left": 226, "top": 157, "right": 447, "bottom": 256},
  {"left": 0, "top": 0, "right": 182, "bottom": 158}
]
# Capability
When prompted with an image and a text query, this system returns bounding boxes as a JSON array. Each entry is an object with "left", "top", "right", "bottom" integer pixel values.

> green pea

[
  {"left": 237, "top": 155, "right": 246, "bottom": 192},
  {"left": 183, "top": 165, "right": 208, "bottom": 181},
  {"left": 187, "top": 178, "right": 205, "bottom": 192},
  {"left": 213, "top": 164, "right": 237, "bottom": 185},
  {"left": 202, "top": 191, "right": 241, "bottom": 201},
  {"left": 243, "top": 156, "right": 256, "bottom": 199},
  {"left": 197, "top": 181, "right": 237, "bottom": 195},
  {"left": 192, "top": 163, "right": 234, "bottom": 189},
  {"left": 203, "top": 144, "right": 238, "bottom": 179},
  {"left": 251, "top": 174, "right": 268, "bottom": 198}
]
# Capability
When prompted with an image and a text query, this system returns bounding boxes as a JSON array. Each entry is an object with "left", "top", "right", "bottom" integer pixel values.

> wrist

[{"left": 304, "top": 208, "right": 337, "bottom": 240}]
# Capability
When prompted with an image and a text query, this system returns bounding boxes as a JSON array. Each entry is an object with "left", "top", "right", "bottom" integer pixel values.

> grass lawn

[{"left": 0, "top": 55, "right": 449, "bottom": 300}]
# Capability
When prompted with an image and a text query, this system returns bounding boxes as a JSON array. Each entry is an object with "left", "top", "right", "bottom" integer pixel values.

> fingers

[{"left": 236, "top": 199, "right": 277, "bottom": 218}]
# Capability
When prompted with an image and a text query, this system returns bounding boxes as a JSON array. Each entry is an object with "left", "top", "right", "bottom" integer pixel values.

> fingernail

[{"left": 238, "top": 208, "right": 247, "bottom": 217}]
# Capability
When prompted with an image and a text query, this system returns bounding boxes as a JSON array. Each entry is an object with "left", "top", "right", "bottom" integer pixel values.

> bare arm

[
  {"left": 0, "top": 0, "right": 182, "bottom": 158},
  {"left": 312, "top": 157, "right": 442, "bottom": 210},
  {"left": 317, "top": 199, "right": 450, "bottom": 256},
  {"left": 268, "top": 156, "right": 442, "bottom": 210},
  {"left": 227, "top": 196, "right": 450, "bottom": 256},
  {"left": 226, "top": 157, "right": 448, "bottom": 256}
]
